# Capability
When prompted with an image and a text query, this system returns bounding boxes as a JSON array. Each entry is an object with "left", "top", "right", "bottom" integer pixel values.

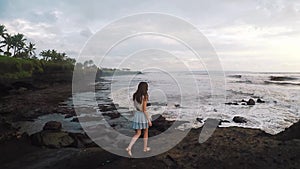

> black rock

[
  {"left": 196, "top": 118, "right": 203, "bottom": 123},
  {"left": 229, "top": 75, "right": 242, "bottom": 78},
  {"left": 71, "top": 117, "right": 79, "bottom": 122},
  {"left": 174, "top": 104, "right": 180, "bottom": 108},
  {"left": 102, "top": 112, "right": 121, "bottom": 119},
  {"left": 30, "top": 131, "right": 75, "bottom": 148},
  {"left": 98, "top": 103, "right": 117, "bottom": 112},
  {"left": 64, "top": 114, "right": 73, "bottom": 118},
  {"left": 270, "top": 76, "right": 297, "bottom": 81},
  {"left": 257, "top": 98, "right": 265, "bottom": 103},
  {"left": 225, "top": 102, "right": 239, "bottom": 105},
  {"left": 247, "top": 99, "right": 255, "bottom": 105},
  {"left": 219, "top": 120, "right": 230, "bottom": 125},
  {"left": 233, "top": 116, "right": 247, "bottom": 123},
  {"left": 43, "top": 121, "right": 62, "bottom": 131}
]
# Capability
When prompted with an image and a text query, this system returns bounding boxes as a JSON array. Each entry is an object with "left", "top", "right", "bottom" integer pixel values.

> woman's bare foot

[
  {"left": 126, "top": 147, "right": 132, "bottom": 158},
  {"left": 143, "top": 147, "right": 151, "bottom": 152}
]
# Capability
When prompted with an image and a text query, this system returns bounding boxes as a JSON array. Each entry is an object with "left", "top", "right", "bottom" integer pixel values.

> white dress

[{"left": 132, "top": 97, "right": 149, "bottom": 129}]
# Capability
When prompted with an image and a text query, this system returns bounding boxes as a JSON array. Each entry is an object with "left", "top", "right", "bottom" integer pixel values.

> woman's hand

[{"left": 148, "top": 120, "right": 152, "bottom": 127}]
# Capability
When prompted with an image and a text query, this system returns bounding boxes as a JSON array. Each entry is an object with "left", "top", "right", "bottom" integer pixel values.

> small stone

[{"left": 233, "top": 116, "right": 247, "bottom": 123}]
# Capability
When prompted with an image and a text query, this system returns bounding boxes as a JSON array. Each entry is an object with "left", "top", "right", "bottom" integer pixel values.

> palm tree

[
  {"left": 0, "top": 34, "right": 13, "bottom": 56},
  {"left": 25, "top": 42, "right": 36, "bottom": 58},
  {"left": 0, "top": 25, "right": 8, "bottom": 55},
  {"left": 40, "top": 49, "right": 51, "bottom": 61},
  {"left": 0, "top": 25, "right": 7, "bottom": 39},
  {"left": 11, "top": 33, "right": 27, "bottom": 57}
]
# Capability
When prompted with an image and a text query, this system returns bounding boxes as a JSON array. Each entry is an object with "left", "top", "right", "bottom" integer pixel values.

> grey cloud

[
  {"left": 80, "top": 28, "right": 93, "bottom": 38},
  {"left": 1, "top": 0, "right": 299, "bottom": 71}
]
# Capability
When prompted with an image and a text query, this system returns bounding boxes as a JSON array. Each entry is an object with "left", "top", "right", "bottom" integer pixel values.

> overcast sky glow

[{"left": 1, "top": 0, "right": 300, "bottom": 72}]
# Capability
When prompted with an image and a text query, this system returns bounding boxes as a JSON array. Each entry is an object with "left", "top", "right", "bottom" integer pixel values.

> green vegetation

[
  {"left": 0, "top": 55, "right": 40, "bottom": 79},
  {"left": 0, "top": 24, "right": 76, "bottom": 81}
]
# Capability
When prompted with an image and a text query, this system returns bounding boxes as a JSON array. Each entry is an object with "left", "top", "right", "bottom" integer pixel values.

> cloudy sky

[{"left": 1, "top": 0, "right": 300, "bottom": 72}]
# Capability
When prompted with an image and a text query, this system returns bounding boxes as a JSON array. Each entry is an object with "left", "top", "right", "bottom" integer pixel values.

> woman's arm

[{"left": 142, "top": 95, "right": 151, "bottom": 122}]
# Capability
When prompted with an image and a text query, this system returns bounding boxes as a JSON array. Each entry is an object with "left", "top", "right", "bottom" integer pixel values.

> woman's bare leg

[
  {"left": 143, "top": 128, "right": 149, "bottom": 150},
  {"left": 127, "top": 129, "right": 141, "bottom": 150}
]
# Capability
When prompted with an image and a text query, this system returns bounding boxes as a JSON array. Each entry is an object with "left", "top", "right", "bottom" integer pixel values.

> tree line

[{"left": 0, "top": 24, "right": 75, "bottom": 64}]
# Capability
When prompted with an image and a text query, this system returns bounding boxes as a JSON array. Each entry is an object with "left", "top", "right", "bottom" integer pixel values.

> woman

[{"left": 126, "top": 82, "right": 152, "bottom": 157}]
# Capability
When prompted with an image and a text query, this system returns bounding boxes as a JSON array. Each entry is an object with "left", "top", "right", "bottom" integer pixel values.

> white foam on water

[{"left": 108, "top": 72, "right": 300, "bottom": 135}]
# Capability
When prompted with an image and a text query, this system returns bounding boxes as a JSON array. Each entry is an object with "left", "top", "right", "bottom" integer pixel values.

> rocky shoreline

[{"left": 0, "top": 81, "right": 300, "bottom": 169}]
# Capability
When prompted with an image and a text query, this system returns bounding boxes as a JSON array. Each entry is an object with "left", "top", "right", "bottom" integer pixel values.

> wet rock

[
  {"left": 71, "top": 117, "right": 79, "bottom": 122},
  {"left": 270, "top": 76, "right": 297, "bottom": 81},
  {"left": 98, "top": 103, "right": 118, "bottom": 112},
  {"left": 233, "top": 116, "right": 247, "bottom": 123},
  {"left": 257, "top": 98, "right": 265, "bottom": 103},
  {"left": 174, "top": 104, "right": 180, "bottom": 108},
  {"left": 64, "top": 114, "right": 74, "bottom": 118},
  {"left": 43, "top": 121, "right": 62, "bottom": 131},
  {"left": 71, "top": 116, "right": 103, "bottom": 122},
  {"left": 229, "top": 75, "right": 242, "bottom": 78},
  {"left": 247, "top": 99, "right": 255, "bottom": 105},
  {"left": 196, "top": 118, "right": 203, "bottom": 123},
  {"left": 102, "top": 111, "right": 120, "bottom": 119},
  {"left": 30, "top": 131, "right": 75, "bottom": 148},
  {"left": 225, "top": 102, "right": 239, "bottom": 105},
  {"left": 219, "top": 120, "right": 230, "bottom": 125}
]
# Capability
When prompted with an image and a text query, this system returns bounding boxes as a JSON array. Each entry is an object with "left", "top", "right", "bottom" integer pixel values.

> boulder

[
  {"left": 43, "top": 121, "right": 62, "bottom": 131},
  {"left": 30, "top": 131, "right": 75, "bottom": 148},
  {"left": 247, "top": 99, "right": 255, "bottom": 105},
  {"left": 233, "top": 116, "right": 247, "bottom": 123}
]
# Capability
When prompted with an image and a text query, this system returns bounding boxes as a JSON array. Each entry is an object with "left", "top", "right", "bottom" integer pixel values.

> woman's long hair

[{"left": 133, "top": 82, "right": 148, "bottom": 104}]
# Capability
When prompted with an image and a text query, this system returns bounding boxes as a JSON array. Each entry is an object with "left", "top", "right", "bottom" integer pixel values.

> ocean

[
  {"left": 14, "top": 71, "right": 300, "bottom": 136},
  {"left": 108, "top": 71, "right": 300, "bottom": 135}
]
